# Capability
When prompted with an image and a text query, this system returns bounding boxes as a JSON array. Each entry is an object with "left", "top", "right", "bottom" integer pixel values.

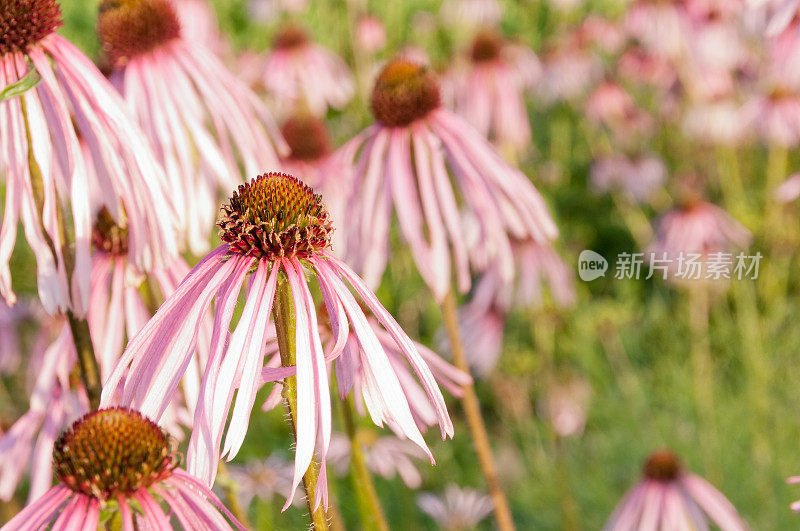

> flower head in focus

[{"left": 102, "top": 172, "right": 454, "bottom": 511}]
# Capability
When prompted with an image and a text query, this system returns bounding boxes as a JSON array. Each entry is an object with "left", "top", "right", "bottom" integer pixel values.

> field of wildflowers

[{"left": 2, "top": 0, "right": 800, "bottom": 529}]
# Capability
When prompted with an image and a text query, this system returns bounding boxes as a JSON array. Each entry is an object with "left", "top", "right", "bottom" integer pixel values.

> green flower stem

[
  {"left": 442, "top": 289, "right": 516, "bottom": 531},
  {"left": 273, "top": 273, "right": 329, "bottom": 531}
]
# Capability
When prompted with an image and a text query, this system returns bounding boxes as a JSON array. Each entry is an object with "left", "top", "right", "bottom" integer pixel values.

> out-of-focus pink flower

[
  {"left": 648, "top": 199, "right": 752, "bottom": 282},
  {"left": 0, "top": 0, "right": 178, "bottom": 314},
  {"left": 537, "top": 377, "right": 591, "bottom": 438},
  {"left": 440, "top": 0, "right": 503, "bottom": 29},
  {"left": 578, "top": 16, "right": 626, "bottom": 54},
  {"left": 262, "top": 25, "right": 355, "bottom": 117},
  {"left": 356, "top": 16, "right": 387, "bottom": 55},
  {"left": 328, "top": 433, "right": 428, "bottom": 488},
  {"left": 682, "top": 99, "right": 748, "bottom": 146},
  {"left": 585, "top": 82, "right": 654, "bottom": 143},
  {"left": 418, "top": 485, "right": 494, "bottom": 530},
  {"left": 741, "top": 91, "right": 800, "bottom": 147},
  {"left": 446, "top": 31, "right": 541, "bottom": 151},
  {"left": 226, "top": 455, "right": 295, "bottom": 510},
  {"left": 618, "top": 47, "right": 678, "bottom": 90},
  {"left": 605, "top": 450, "right": 747, "bottom": 530},
  {"left": 775, "top": 172, "right": 800, "bottom": 202},
  {"left": 3, "top": 408, "right": 244, "bottom": 530},
  {"left": 328, "top": 59, "right": 558, "bottom": 302},
  {"left": 102, "top": 173, "right": 454, "bottom": 511},
  {"left": 0, "top": 322, "right": 84, "bottom": 504},
  {"left": 538, "top": 43, "right": 603, "bottom": 103},
  {"left": 99, "top": 0, "right": 286, "bottom": 255},
  {"left": 625, "top": 1, "right": 689, "bottom": 59},
  {"left": 591, "top": 154, "right": 667, "bottom": 203}
]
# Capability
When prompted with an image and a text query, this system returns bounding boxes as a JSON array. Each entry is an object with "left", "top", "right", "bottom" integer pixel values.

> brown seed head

[
  {"left": 53, "top": 408, "right": 176, "bottom": 500},
  {"left": 273, "top": 24, "right": 308, "bottom": 50},
  {"left": 0, "top": 0, "right": 62, "bottom": 55},
  {"left": 643, "top": 450, "right": 682, "bottom": 482},
  {"left": 97, "top": 0, "right": 181, "bottom": 65},
  {"left": 281, "top": 114, "right": 332, "bottom": 162},
  {"left": 370, "top": 59, "right": 441, "bottom": 127},
  {"left": 218, "top": 172, "right": 333, "bottom": 260},
  {"left": 470, "top": 31, "right": 504, "bottom": 63}
]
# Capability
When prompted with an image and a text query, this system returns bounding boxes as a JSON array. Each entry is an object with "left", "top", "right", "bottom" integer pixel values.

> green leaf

[{"left": 0, "top": 65, "right": 41, "bottom": 102}]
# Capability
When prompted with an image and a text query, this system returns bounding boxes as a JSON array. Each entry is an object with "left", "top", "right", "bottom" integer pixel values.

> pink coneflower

[
  {"left": 741, "top": 88, "right": 800, "bottom": 147},
  {"left": 742, "top": 90, "right": 800, "bottom": 147},
  {"left": 590, "top": 154, "right": 667, "bottom": 203},
  {"left": 578, "top": 16, "right": 626, "bottom": 55},
  {"left": 418, "top": 485, "right": 494, "bottom": 530},
  {"left": 0, "top": 0, "right": 178, "bottom": 313},
  {"left": 648, "top": 197, "right": 752, "bottom": 281},
  {"left": 329, "top": 432, "right": 428, "bottom": 488},
  {"left": 3, "top": 408, "right": 244, "bottom": 529},
  {"left": 98, "top": 0, "right": 286, "bottom": 254},
  {"left": 448, "top": 240, "right": 575, "bottom": 376},
  {"left": 262, "top": 25, "right": 355, "bottom": 117},
  {"left": 329, "top": 59, "right": 558, "bottom": 302},
  {"left": 651, "top": 200, "right": 752, "bottom": 256},
  {"left": 447, "top": 31, "right": 541, "bottom": 151},
  {"left": 102, "top": 172, "right": 454, "bottom": 509},
  {"left": 605, "top": 450, "right": 747, "bottom": 530}
]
